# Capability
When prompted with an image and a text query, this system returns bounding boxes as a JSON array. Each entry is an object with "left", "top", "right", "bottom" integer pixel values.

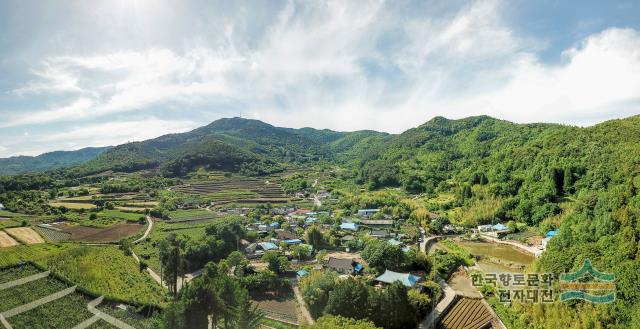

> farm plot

[
  {"left": 49, "top": 201, "right": 97, "bottom": 209},
  {"left": 0, "top": 263, "right": 42, "bottom": 284},
  {"left": 34, "top": 226, "right": 72, "bottom": 242},
  {"left": 0, "top": 243, "right": 76, "bottom": 268},
  {"left": 44, "top": 246, "right": 166, "bottom": 306},
  {"left": 0, "top": 264, "right": 161, "bottom": 329},
  {"left": 0, "top": 275, "right": 71, "bottom": 312},
  {"left": 51, "top": 221, "right": 145, "bottom": 243},
  {"left": 5, "top": 227, "right": 45, "bottom": 244},
  {"left": 0, "top": 230, "right": 19, "bottom": 247},
  {"left": 252, "top": 285, "right": 300, "bottom": 325},
  {"left": 172, "top": 177, "right": 288, "bottom": 204}
]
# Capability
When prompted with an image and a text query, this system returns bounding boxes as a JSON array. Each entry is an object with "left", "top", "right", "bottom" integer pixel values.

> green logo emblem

[{"left": 559, "top": 259, "right": 615, "bottom": 303}]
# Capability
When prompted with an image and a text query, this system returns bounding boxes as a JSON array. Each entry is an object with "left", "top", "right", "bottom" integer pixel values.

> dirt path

[
  {"left": 133, "top": 216, "right": 153, "bottom": 244},
  {"left": 293, "top": 285, "right": 314, "bottom": 325},
  {"left": 479, "top": 234, "right": 542, "bottom": 257}
]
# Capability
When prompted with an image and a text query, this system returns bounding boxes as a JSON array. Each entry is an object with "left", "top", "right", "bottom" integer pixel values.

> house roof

[
  {"left": 358, "top": 208, "right": 380, "bottom": 212},
  {"left": 387, "top": 239, "right": 403, "bottom": 246},
  {"left": 368, "top": 230, "right": 390, "bottom": 237},
  {"left": 340, "top": 222, "right": 358, "bottom": 231},
  {"left": 546, "top": 230, "right": 559, "bottom": 238},
  {"left": 276, "top": 230, "right": 297, "bottom": 240},
  {"left": 360, "top": 219, "right": 393, "bottom": 225},
  {"left": 283, "top": 239, "right": 303, "bottom": 245},
  {"left": 341, "top": 235, "right": 355, "bottom": 241},
  {"left": 375, "top": 270, "right": 421, "bottom": 287},
  {"left": 493, "top": 223, "right": 508, "bottom": 231},
  {"left": 326, "top": 257, "right": 355, "bottom": 272},
  {"left": 297, "top": 270, "right": 309, "bottom": 278},
  {"left": 258, "top": 242, "right": 278, "bottom": 250}
]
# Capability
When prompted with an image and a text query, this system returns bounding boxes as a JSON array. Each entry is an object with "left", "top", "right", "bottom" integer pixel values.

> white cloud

[{"left": 3, "top": 0, "right": 640, "bottom": 148}]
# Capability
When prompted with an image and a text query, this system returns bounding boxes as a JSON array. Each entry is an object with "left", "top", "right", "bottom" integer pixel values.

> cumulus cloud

[{"left": 3, "top": 0, "right": 640, "bottom": 151}]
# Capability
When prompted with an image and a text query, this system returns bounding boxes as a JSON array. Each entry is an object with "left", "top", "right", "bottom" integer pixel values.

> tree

[
  {"left": 118, "top": 238, "right": 132, "bottom": 256},
  {"left": 304, "top": 315, "right": 380, "bottom": 329},
  {"left": 300, "top": 270, "right": 339, "bottom": 319},
  {"left": 262, "top": 251, "right": 289, "bottom": 275},
  {"left": 139, "top": 261, "right": 148, "bottom": 273},
  {"left": 292, "top": 244, "right": 312, "bottom": 261},
  {"left": 306, "top": 225, "right": 326, "bottom": 250},
  {"left": 361, "top": 240, "right": 404, "bottom": 272},
  {"left": 325, "top": 278, "right": 370, "bottom": 320}
]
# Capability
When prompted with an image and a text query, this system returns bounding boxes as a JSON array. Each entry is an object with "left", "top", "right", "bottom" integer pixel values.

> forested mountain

[
  {"left": 0, "top": 146, "right": 110, "bottom": 175},
  {"left": 78, "top": 117, "right": 388, "bottom": 176}
]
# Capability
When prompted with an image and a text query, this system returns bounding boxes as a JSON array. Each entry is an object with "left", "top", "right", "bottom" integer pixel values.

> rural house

[
  {"left": 375, "top": 270, "right": 421, "bottom": 288},
  {"left": 325, "top": 257, "right": 364, "bottom": 275},
  {"left": 360, "top": 219, "right": 393, "bottom": 227},
  {"left": 357, "top": 208, "right": 380, "bottom": 217}
]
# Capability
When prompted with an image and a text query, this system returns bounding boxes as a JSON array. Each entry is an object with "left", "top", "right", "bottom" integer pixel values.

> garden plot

[
  {"left": 0, "top": 231, "right": 19, "bottom": 248},
  {"left": 252, "top": 285, "right": 300, "bottom": 325},
  {"left": 5, "top": 227, "right": 45, "bottom": 245},
  {"left": 34, "top": 226, "right": 72, "bottom": 242},
  {"left": 47, "top": 221, "right": 144, "bottom": 243},
  {"left": 0, "top": 265, "right": 148, "bottom": 329}
]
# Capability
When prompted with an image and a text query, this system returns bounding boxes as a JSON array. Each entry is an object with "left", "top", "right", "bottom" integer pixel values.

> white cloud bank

[{"left": 3, "top": 0, "right": 640, "bottom": 156}]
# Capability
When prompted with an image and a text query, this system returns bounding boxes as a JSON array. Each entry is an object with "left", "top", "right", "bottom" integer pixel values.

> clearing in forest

[{"left": 5, "top": 228, "right": 44, "bottom": 245}]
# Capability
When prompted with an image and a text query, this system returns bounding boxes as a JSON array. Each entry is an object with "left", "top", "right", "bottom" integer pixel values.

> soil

[
  {"left": 5, "top": 227, "right": 45, "bottom": 244},
  {"left": 0, "top": 231, "right": 19, "bottom": 247},
  {"left": 59, "top": 222, "right": 144, "bottom": 243}
]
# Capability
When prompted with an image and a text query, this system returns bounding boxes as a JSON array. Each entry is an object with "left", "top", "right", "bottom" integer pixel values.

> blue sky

[{"left": 1, "top": 0, "right": 639, "bottom": 157}]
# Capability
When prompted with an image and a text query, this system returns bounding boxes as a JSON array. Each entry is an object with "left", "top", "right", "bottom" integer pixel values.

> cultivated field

[
  {"left": 0, "top": 263, "right": 161, "bottom": 328},
  {"left": 172, "top": 177, "right": 288, "bottom": 204},
  {"left": 252, "top": 285, "right": 300, "bottom": 325},
  {"left": 0, "top": 230, "right": 19, "bottom": 247},
  {"left": 45, "top": 221, "right": 144, "bottom": 243},
  {"left": 6, "top": 227, "right": 45, "bottom": 244}
]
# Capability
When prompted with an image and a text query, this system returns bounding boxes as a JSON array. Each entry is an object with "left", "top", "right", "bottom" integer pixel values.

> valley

[{"left": 0, "top": 115, "right": 639, "bottom": 328}]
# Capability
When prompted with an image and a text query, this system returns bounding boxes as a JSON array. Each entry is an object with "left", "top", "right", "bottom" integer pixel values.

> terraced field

[
  {"left": 172, "top": 177, "right": 288, "bottom": 204},
  {"left": 0, "top": 264, "right": 161, "bottom": 329}
]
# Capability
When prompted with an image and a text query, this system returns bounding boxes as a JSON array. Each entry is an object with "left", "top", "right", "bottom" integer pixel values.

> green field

[
  {"left": 49, "top": 209, "right": 144, "bottom": 228},
  {"left": 0, "top": 243, "right": 165, "bottom": 305},
  {"left": 0, "top": 243, "right": 76, "bottom": 267},
  {"left": 133, "top": 219, "right": 219, "bottom": 272},
  {"left": 45, "top": 246, "right": 166, "bottom": 305},
  {"left": 0, "top": 263, "right": 162, "bottom": 329}
]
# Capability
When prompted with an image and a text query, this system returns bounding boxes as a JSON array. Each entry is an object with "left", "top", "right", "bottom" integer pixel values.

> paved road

[{"left": 419, "top": 280, "right": 456, "bottom": 329}]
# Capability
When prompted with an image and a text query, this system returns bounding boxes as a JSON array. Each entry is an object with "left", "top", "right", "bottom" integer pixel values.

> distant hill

[
  {"left": 79, "top": 117, "right": 388, "bottom": 176},
  {"left": 0, "top": 147, "right": 111, "bottom": 175}
]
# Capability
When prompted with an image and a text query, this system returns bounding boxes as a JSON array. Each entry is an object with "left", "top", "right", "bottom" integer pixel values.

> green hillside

[{"left": 0, "top": 147, "right": 110, "bottom": 175}]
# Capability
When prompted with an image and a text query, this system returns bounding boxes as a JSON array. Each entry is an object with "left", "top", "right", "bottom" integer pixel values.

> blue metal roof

[
  {"left": 258, "top": 242, "right": 278, "bottom": 250},
  {"left": 493, "top": 223, "right": 508, "bottom": 231},
  {"left": 284, "top": 239, "right": 303, "bottom": 245},
  {"left": 297, "top": 270, "right": 309, "bottom": 277},
  {"left": 375, "top": 270, "right": 421, "bottom": 287},
  {"left": 546, "top": 230, "right": 559, "bottom": 238},
  {"left": 354, "top": 263, "right": 364, "bottom": 272}
]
